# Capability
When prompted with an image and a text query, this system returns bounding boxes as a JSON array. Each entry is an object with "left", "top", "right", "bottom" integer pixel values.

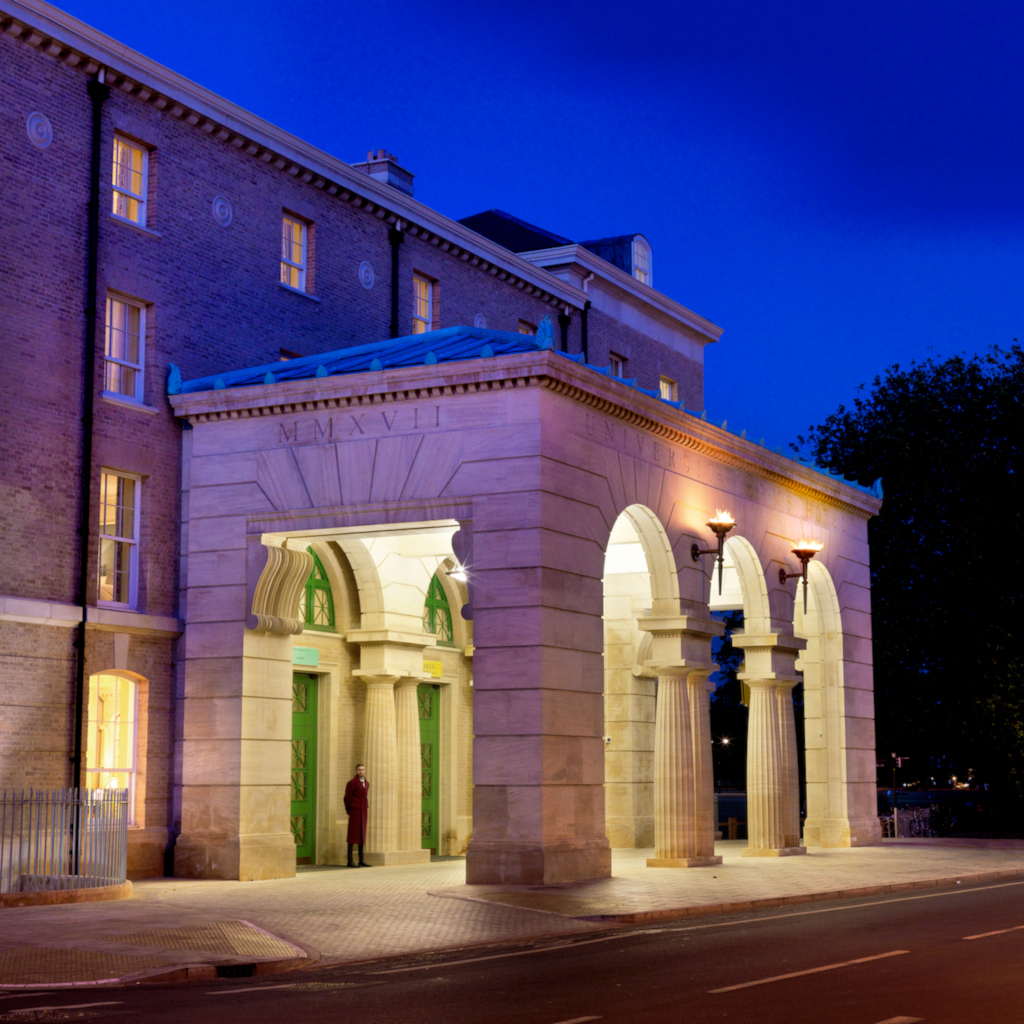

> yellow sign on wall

[{"left": 423, "top": 660, "right": 443, "bottom": 679}]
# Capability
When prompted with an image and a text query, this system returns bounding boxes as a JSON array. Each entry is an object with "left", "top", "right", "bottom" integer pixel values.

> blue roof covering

[{"left": 167, "top": 325, "right": 881, "bottom": 501}]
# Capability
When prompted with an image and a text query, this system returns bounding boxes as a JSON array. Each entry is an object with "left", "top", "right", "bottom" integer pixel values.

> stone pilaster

[
  {"left": 689, "top": 671, "right": 717, "bottom": 860},
  {"left": 777, "top": 681, "right": 802, "bottom": 849},
  {"left": 640, "top": 616, "right": 723, "bottom": 869}
]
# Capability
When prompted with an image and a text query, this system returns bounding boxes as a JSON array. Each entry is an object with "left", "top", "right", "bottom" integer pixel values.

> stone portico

[{"left": 169, "top": 333, "right": 881, "bottom": 885}]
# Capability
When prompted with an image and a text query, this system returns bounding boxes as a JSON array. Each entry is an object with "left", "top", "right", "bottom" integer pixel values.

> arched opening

[
  {"left": 602, "top": 504, "right": 679, "bottom": 848},
  {"left": 793, "top": 560, "right": 877, "bottom": 846}
]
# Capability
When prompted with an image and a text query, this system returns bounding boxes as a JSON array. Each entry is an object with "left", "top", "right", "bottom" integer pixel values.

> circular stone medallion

[
  {"left": 211, "top": 195, "right": 233, "bottom": 227},
  {"left": 26, "top": 112, "right": 53, "bottom": 149},
  {"left": 358, "top": 261, "right": 375, "bottom": 290}
]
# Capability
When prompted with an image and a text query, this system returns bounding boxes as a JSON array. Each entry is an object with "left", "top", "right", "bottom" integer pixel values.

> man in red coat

[{"left": 344, "top": 764, "right": 371, "bottom": 867}]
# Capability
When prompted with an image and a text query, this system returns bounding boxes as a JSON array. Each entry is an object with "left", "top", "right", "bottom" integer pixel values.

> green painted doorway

[
  {"left": 291, "top": 672, "right": 318, "bottom": 864},
  {"left": 418, "top": 684, "right": 440, "bottom": 853}
]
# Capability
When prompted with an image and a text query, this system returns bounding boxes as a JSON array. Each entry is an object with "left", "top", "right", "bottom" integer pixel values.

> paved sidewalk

[{"left": 0, "top": 839, "right": 1021, "bottom": 988}]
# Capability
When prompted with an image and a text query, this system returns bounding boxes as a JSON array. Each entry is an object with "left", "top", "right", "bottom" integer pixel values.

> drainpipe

[
  {"left": 388, "top": 223, "right": 404, "bottom": 338},
  {"left": 558, "top": 306, "right": 571, "bottom": 353},
  {"left": 72, "top": 69, "right": 110, "bottom": 787},
  {"left": 581, "top": 272, "right": 594, "bottom": 362}
]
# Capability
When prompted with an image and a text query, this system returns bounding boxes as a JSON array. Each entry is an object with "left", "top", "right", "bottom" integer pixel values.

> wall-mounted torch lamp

[
  {"left": 779, "top": 539, "right": 824, "bottom": 614},
  {"left": 691, "top": 510, "right": 736, "bottom": 595},
  {"left": 446, "top": 563, "right": 468, "bottom": 583}
]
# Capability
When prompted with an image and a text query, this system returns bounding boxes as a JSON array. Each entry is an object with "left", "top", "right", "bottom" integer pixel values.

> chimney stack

[{"left": 350, "top": 149, "right": 414, "bottom": 197}]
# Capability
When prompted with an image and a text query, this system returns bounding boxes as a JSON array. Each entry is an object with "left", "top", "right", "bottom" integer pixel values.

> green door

[
  {"left": 291, "top": 672, "right": 318, "bottom": 864},
  {"left": 418, "top": 684, "right": 440, "bottom": 853}
]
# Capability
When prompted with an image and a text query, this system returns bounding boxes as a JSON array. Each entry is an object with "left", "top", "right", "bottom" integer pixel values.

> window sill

[
  {"left": 279, "top": 283, "right": 320, "bottom": 302},
  {"left": 110, "top": 214, "right": 161, "bottom": 238},
  {"left": 101, "top": 392, "right": 160, "bottom": 415}
]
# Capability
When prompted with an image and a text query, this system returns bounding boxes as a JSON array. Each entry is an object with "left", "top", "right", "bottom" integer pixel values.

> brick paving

[{"left": 0, "top": 840, "right": 1021, "bottom": 987}]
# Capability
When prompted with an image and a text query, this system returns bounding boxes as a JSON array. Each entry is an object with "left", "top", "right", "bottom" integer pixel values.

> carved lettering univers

[
  {"left": 279, "top": 421, "right": 298, "bottom": 443},
  {"left": 349, "top": 414, "right": 366, "bottom": 435},
  {"left": 381, "top": 410, "right": 398, "bottom": 431},
  {"left": 314, "top": 418, "right": 333, "bottom": 441}
]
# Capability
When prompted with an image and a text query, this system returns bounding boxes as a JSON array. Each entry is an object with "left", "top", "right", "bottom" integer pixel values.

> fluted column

[
  {"left": 647, "top": 671, "right": 722, "bottom": 868},
  {"left": 362, "top": 676, "right": 400, "bottom": 856},
  {"left": 688, "top": 671, "right": 718, "bottom": 860},
  {"left": 733, "top": 631, "right": 807, "bottom": 859},
  {"left": 743, "top": 677, "right": 806, "bottom": 857},
  {"left": 395, "top": 680, "right": 422, "bottom": 855},
  {"left": 777, "top": 681, "right": 802, "bottom": 850}
]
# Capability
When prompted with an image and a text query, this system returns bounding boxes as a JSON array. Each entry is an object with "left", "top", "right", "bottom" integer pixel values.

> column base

[
  {"left": 467, "top": 838, "right": 611, "bottom": 885},
  {"left": 646, "top": 855, "right": 723, "bottom": 868},
  {"left": 362, "top": 849, "right": 431, "bottom": 866},
  {"left": 174, "top": 833, "right": 297, "bottom": 880},
  {"left": 741, "top": 846, "right": 807, "bottom": 858}
]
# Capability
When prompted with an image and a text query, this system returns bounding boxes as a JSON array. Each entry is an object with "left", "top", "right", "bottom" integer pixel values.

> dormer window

[{"left": 632, "top": 236, "right": 651, "bottom": 286}]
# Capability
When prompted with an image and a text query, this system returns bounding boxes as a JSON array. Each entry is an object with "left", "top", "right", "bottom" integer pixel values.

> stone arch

[
  {"left": 333, "top": 536, "right": 386, "bottom": 631},
  {"left": 793, "top": 560, "right": 876, "bottom": 846},
  {"left": 709, "top": 535, "right": 772, "bottom": 633},
  {"left": 602, "top": 503, "right": 679, "bottom": 848}
]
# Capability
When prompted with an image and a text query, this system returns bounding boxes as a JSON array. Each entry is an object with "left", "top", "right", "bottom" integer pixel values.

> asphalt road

[{"left": 3, "top": 879, "right": 1022, "bottom": 1024}]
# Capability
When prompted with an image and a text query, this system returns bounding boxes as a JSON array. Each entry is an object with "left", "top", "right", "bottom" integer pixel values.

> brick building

[{"left": 1, "top": 0, "right": 881, "bottom": 884}]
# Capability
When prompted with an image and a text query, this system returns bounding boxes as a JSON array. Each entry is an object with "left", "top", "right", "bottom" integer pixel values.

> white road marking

[
  {"left": 670, "top": 880, "right": 1024, "bottom": 937},
  {"left": 7, "top": 1002, "right": 123, "bottom": 1013},
  {"left": 370, "top": 932, "right": 651, "bottom": 974},
  {"left": 708, "top": 949, "right": 910, "bottom": 994},
  {"left": 355, "top": 880, "right": 1023, "bottom": 978},
  {"left": 206, "top": 984, "right": 298, "bottom": 996},
  {"left": 963, "top": 923, "right": 1024, "bottom": 940}
]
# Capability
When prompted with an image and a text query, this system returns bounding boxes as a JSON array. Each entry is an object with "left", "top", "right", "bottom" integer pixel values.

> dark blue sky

[{"left": 61, "top": 0, "right": 1023, "bottom": 449}]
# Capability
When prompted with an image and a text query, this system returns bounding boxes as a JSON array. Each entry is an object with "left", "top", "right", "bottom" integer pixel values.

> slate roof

[
  {"left": 167, "top": 325, "right": 880, "bottom": 499},
  {"left": 458, "top": 210, "right": 573, "bottom": 253}
]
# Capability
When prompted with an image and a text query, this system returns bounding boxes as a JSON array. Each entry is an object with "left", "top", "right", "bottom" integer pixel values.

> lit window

[
  {"left": 104, "top": 296, "right": 144, "bottom": 402},
  {"left": 632, "top": 237, "right": 651, "bottom": 286},
  {"left": 608, "top": 352, "right": 625, "bottom": 377},
  {"left": 112, "top": 137, "right": 147, "bottom": 225},
  {"left": 413, "top": 274, "right": 433, "bottom": 334},
  {"left": 299, "top": 548, "right": 335, "bottom": 631},
  {"left": 423, "top": 574, "right": 454, "bottom": 647},
  {"left": 85, "top": 673, "right": 137, "bottom": 821},
  {"left": 281, "top": 215, "right": 307, "bottom": 290},
  {"left": 518, "top": 320, "right": 536, "bottom": 336},
  {"left": 659, "top": 376, "right": 677, "bottom": 401},
  {"left": 98, "top": 471, "right": 139, "bottom": 608}
]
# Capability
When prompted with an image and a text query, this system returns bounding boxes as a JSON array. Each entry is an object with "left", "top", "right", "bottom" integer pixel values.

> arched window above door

[
  {"left": 299, "top": 548, "right": 335, "bottom": 631},
  {"left": 423, "top": 573, "right": 455, "bottom": 647}
]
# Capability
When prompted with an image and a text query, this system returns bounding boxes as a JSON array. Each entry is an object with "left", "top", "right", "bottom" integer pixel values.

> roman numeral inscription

[{"left": 278, "top": 405, "right": 442, "bottom": 445}]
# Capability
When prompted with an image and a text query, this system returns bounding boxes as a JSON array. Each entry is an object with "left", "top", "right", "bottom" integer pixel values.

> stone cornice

[
  {"left": 518, "top": 244, "right": 724, "bottom": 345},
  {"left": 2, "top": 0, "right": 587, "bottom": 311},
  {"left": 169, "top": 352, "right": 881, "bottom": 519}
]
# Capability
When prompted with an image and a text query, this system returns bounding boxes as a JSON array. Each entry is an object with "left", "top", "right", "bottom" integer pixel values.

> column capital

[
  {"left": 740, "top": 675, "right": 799, "bottom": 690},
  {"left": 733, "top": 632, "right": 805, "bottom": 682},
  {"left": 637, "top": 615, "right": 725, "bottom": 641},
  {"left": 638, "top": 615, "right": 722, "bottom": 673},
  {"left": 349, "top": 632, "right": 432, "bottom": 680}
]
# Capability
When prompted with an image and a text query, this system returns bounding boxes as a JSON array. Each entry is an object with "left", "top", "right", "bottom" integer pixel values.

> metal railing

[
  {"left": 0, "top": 788, "right": 128, "bottom": 894},
  {"left": 879, "top": 805, "right": 934, "bottom": 839}
]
